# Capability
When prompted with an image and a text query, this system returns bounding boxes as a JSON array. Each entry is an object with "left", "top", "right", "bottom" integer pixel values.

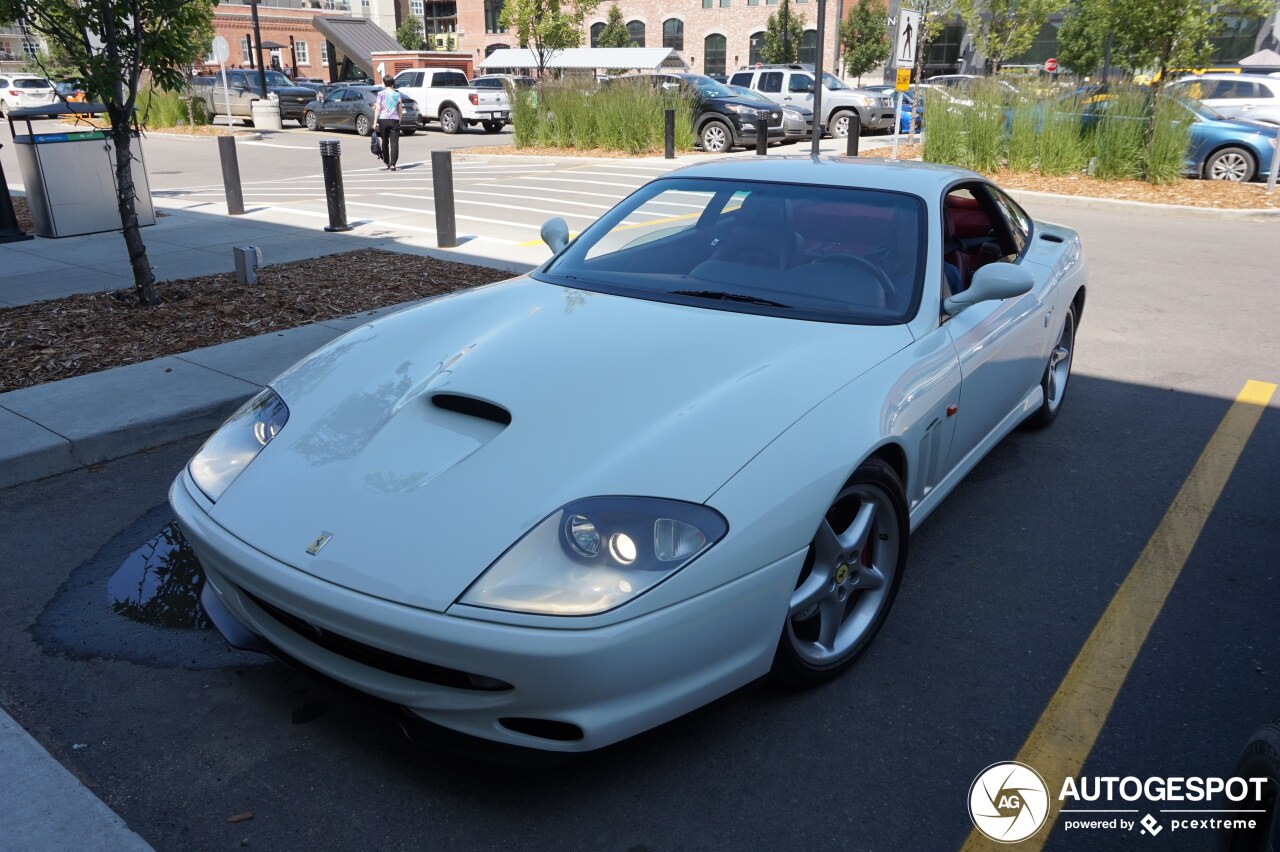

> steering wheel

[{"left": 812, "top": 254, "right": 896, "bottom": 304}]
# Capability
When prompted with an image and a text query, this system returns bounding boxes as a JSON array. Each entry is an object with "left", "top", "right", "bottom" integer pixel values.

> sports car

[{"left": 171, "top": 158, "right": 1087, "bottom": 753}]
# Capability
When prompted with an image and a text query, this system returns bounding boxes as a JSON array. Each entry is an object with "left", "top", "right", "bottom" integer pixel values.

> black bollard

[
  {"left": 319, "top": 140, "right": 352, "bottom": 232},
  {"left": 846, "top": 118, "right": 860, "bottom": 156},
  {"left": 664, "top": 109, "right": 675, "bottom": 160},
  {"left": 218, "top": 136, "right": 245, "bottom": 215},
  {"left": 0, "top": 144, "right": 32, "bottom": 243},
  {"left": 755, "top": 115, "right": 768, "bottom": 156},
  {"left": 431, "top": 149, "right": 456, "bottom": 248}
]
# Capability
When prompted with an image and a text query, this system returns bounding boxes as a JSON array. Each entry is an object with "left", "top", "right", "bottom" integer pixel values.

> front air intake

[{"left": 498, "top": 718, "right": 585, "bottom": 742}]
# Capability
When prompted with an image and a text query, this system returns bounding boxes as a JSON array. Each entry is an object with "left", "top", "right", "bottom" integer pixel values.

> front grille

[
  {"left": 241, "top": 588, "right": 512, "bottom": 692},
  {"left": 768, "top": 113, "right": 782, "bottom": 127}
]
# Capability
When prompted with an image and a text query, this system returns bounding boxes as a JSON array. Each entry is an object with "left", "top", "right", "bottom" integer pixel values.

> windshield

[
  {"left": 15, "top": 78, "right": 51, "bottom": 89},
  {"left": 1179, "top": 96, "right": 1227, "bottom": 121},
  {"left": 684, "top": 75, "right": 734, "bottom": 98},
  {"left": 539, "top": 178, "right": 925, "bottom": 325},
  {"left": 264, "top": 71, "right": 291, "bottom": 87},
  {"left": 822, "top": 73, "right": 846, "bottom": 91},
  {"left": 729, "top": 85, "right": 770, "bottom": 104}
]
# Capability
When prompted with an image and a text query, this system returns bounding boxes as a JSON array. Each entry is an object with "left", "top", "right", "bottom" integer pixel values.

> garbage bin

[{"left": 7, "top": 102, "right": 155, "bottom": 238}]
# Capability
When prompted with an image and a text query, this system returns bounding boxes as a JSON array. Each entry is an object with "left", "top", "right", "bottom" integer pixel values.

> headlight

[
  {"left": 783, "top": 108, "right": 802, "bottom": 119},
  {"left": 459, "top": 497, "right": 728, "bottom": 616},
  {"left": 726, "top": 103, "right": 766, "bottom": 117},
  {"left": 188, "top": 388, "right": 289, "bottom": 502}
]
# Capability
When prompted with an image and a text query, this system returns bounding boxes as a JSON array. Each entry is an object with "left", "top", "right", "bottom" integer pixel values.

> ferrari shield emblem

[{"left": 306, "top": 531, "right": 333, "bottom": 556}]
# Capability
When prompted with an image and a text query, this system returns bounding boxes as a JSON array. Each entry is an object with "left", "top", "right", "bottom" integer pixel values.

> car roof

[
  {"left": 658, "top": 156, "right": 981, "bottom": 197},
  {"left": 1179, "top": 72, "right": 1280, "bottom": 82}
]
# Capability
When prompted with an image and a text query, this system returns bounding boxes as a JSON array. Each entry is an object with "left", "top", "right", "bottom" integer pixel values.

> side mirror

[
  {"left": 944, "top": 262, "right": 1034, "bottom": 315},
  {"left": 540, "top": 217, "right": 569, "bottom": 254}
]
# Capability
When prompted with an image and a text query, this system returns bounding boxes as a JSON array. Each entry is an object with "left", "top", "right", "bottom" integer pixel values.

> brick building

[{"left": 201, "top": 1, "right": 351, "bottom": 77}]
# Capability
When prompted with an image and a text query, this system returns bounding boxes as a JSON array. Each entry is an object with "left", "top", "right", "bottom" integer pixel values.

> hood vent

[{"left": 431, "top": 393, "right": 512, "bottom": 426}]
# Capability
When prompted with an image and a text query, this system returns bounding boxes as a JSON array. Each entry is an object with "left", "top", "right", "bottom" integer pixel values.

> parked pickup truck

[
  {"left": 190, "top": 69, "right": 319, "bottom": 126},
  {"left": 391, "top": 68, "right": 510, "bottom": 134}
]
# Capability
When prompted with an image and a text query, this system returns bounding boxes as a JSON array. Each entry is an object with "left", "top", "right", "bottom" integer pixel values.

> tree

[
  {"left": 955, "top": 0, "right": 1057, "bottom": 70},
  {"left": 499, "top": 0, "right": 601, "bottom": 79},
  {"left": 840, "top": 0, "right": 891, "bottom": 83},
  {"left": 396, "top": 17, "right": 427, "bottom": 51},
  {"left": 1055, "top": 0, "right": 1107, "bottom": 76},
  {"left": 1055, "top": 0, "right": 1270, "bottom": 88},
  {"left": 597, "top": 3, "right": 631, "bottom": 48},
  {"left": 763, "top": 0, "right": 806, "bottom": 64},
  {"left": 0, "top": 0, "right": 215, "bottom": 306}
]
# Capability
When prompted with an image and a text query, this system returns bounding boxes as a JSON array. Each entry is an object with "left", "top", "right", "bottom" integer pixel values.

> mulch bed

[
  {"left": 11, "top": 195, "right": 33, "bottom": 233},
  {"left": 0, "top": 249, "right": 512, "bottom": 393}
]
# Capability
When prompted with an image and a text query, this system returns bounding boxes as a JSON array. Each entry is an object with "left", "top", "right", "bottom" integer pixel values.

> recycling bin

[{"left": 7, "top": 102, "right": 155, "bottom": 238}]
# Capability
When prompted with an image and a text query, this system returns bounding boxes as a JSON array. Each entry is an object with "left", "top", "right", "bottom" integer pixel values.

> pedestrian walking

[{"left": 373, "top": 75, "right": 404, "bottom": 171}]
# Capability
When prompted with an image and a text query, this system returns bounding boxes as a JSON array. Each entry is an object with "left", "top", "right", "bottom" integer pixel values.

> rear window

[
  {"left": 539, "top": 177, "right": 926, "bottom": 325},
  {"left": 14, "top": 78, "right": 52, "bottom": 89},
  {"left": 729, "top": 72, "right": 753, "bottom": 87},
  {"left": 434, "top": 71, "right": 469, "bottom": 87},
  {"left": 473, "top": 78, "right": 502, "bottom": 88}
]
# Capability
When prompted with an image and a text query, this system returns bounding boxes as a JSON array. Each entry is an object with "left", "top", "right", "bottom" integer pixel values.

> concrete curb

[
  {"left": 141, "top": 130, "right": 263, "bottom": 142},
  {"left": 0, "top": 250, "right": 536, "bottom": 492},
  {"left": 1006, "top": 187, "right": 1280, "bottom": 219}
]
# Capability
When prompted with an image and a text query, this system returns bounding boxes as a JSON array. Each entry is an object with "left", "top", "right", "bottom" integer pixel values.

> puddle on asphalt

[{"left": 107, "top": 522, "right": 210, "bottom": 631}]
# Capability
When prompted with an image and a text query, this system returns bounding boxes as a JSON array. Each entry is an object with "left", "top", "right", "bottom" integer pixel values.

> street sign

[
  {"left": 211, "top": 35, "right": 229, "bottom": 64},
  {"left": 896, "top": 68, "right": 911, "bottom": 91},
  {"left": 1044, "top": 57, "right": 1059, "bottom": 73},
  {"left": 895, "top": 9, "right": 921, "bottom": 69}
]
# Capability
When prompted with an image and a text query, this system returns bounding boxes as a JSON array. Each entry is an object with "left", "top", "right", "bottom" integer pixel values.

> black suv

[{"left": 618, "top": 73, "right": 785, "bottom": 153}]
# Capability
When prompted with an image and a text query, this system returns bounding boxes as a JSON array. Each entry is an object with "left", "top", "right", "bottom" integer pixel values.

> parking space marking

[
  {"left": 263, "top": 206, "right": 521, "bottom": 244},
  {"left": 960, "top": 379, "right": 1278, "bottom": 852}
]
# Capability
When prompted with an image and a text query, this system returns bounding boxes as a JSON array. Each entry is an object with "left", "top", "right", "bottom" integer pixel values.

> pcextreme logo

[
  {"left": 968, "top": 762, "right": 1050, "bottom": 843},
  {"left": 968, "top": 763, "right": 1270, "bottom": 843}
]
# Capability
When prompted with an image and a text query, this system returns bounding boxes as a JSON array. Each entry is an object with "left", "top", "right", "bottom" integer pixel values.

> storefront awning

[
  {"left": 312, "top": 16, "right": 402, "bottom": 80},
  {"left": 478, "top": 47, "right": 684, "bottom": 71}
]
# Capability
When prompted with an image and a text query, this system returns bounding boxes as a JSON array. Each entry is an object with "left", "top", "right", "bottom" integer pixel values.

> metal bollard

[
  {"left": 755, "top": 116, "right": 768, "bottom": 156},
  {"left": 664, "top": 109, "right": 675, "bottom": 160},
  {"left": 846, "top": 120, "right": 860, "bottom": 157},
  {"left": 431, "top": 149, "right": 457, "bottom": 248},
  {"left": 218, "top": 136, "right": 245, "bottom": 215},
  {"left": 319, "top": 140, "right": 352, "bottom": 232}
]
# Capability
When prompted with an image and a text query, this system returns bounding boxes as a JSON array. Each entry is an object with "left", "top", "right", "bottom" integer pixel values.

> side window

[
  {"left": 729, "top": 72, "right": 753, "bottom": 87},
  {"left": 435, "top": 71, "right": 468, "bottom": 87},
  {"left": 989, "top": 189, "right": 1030, "bottom": 256},
  {"left": 759, "top": 72, "right": 782, "bottom": 93},
  {"left": 788, "top": 74, "right": 813, "bottom": 93},
  {"left": 1258, "top": 82, "right": 1277, "bottom": 99},
  {"left": 394, "top": 71, "right": 415, "bottom": 88}
]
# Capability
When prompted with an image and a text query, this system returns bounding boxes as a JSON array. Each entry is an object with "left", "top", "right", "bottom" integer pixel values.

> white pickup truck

[{"left": 391, "top": 68, "right": 510, "bottom": 134}]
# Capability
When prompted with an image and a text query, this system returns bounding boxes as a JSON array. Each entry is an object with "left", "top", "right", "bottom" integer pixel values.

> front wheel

[
  {"left": 1204, "top": 146, "right": 1256, "bottom": 182},
  {"left": 355, "top": 114, "right": 371, "bottom": 136},
  {"left": 440, "top": 106, "right": 462, "bottom": 134},
  {"left": 830, "top": 110, "right": 859, "bottom": 138},
  {"left": 700, "top": 119, "right": 732, "bottom": 153},
  {"left": 1024, "top": 302, "right": 1076, "bottom": 430},
  {"left": 771, "top": 457, "right": 908, "bottom": 688},
  {"left": 482, "top": 120, "right": 503, "bottom": 134},
  {"left": 304, "top": 111, "right": 318, "bottom": 131}
]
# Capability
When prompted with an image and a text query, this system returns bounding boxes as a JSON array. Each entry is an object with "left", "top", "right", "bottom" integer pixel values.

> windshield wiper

[{"left": 673, "top": 289, "right": 790, "bottom": 308}]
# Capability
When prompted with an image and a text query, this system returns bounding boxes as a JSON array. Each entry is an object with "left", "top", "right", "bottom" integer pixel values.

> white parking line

[
  {"left": 268, "top": 206, "right": 522, "bottom": 244},
  {"left": 345, "top": 200, "right": 541, "bottom": 230},
  {"left": 380, "top": 192, "right": 602, "bottom": 221},
  {"left": 509, "top": 176, "right": 646, "bottom": 189}
]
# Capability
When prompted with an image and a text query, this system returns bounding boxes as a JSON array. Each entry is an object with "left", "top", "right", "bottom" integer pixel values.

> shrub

[
  {"left": 921, "top": 91, "right": 967, "bottom": 167},
  {"left": 1089, "top": 86, "right": 1146, "bottom": 180},
  {"left": 964, "top": 80, "right": 1008, "bottom": 173},
  {"left": 1144, "top": 95, "right": 1191, "bottom": 184},
  {"left": 509, "top": 79, "right": 695, "bottom": 154},
  {"left": 1006, "top": 99, "right": 1040, "bottom": 173},
  {"left": 1037, "top": 94, "right": 1088, "bottom": 176},
  {"left": 137, "top": 87, "right": 200, "bottom": 128}
]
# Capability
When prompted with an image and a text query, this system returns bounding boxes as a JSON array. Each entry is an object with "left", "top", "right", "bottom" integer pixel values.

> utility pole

[{"left": 250, "top": 0, "right": 268, "bottom": 94}]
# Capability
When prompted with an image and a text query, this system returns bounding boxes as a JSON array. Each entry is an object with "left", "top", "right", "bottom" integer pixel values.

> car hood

[
  {"left": 270, "top": 85, "right": 320, "bottom": 98},
  {"left": 209, "top": 278, "right": 911, "bottom": 611}
]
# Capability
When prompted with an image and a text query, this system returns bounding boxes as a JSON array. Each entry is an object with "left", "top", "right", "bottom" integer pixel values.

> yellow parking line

[{"left": 961, "top": 379, "right": 1277, "bottom": 852}]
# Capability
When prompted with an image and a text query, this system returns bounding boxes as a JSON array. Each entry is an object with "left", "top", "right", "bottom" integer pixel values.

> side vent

[
  {"left": 1039, "top": 233, "right": 1064, "bottom": 243},
  {"left": 431, "top": 393, "right": 512, "bottom": 426}
]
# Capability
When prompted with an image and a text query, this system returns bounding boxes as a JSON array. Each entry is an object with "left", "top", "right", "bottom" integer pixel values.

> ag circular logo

[{"left": 968, "top": 762, "right": 1050, "bottom": 843}]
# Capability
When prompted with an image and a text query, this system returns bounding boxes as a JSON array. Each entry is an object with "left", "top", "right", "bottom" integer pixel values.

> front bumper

[
  {"left": 861, "top": 107, "right": 897, "bottom": 131},
  {"left": 171, "top": 472, "right": 802, "bottom": 752}
]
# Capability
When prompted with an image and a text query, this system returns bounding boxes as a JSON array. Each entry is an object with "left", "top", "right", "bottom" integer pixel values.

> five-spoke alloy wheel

[{"left": 1025, "top": 303, "right": 1076, "bottom": 429}]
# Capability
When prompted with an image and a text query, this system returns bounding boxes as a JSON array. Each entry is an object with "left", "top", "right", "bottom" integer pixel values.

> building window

[
  {"left": 295, "top": 41, "right": 309, "bottom": 65},
  {"left": 411, "top": 0, "right": 424, "bottom": 13},
  {"left": 719, "top": 0, "right": 730, "bottom": 7},
  {"left": 626, "top": 20, "right": 645, "bottom": 47},
  {"left": 204, "top": 49, "right": 217, "bottom": 64},
  {"left": 485, "top": 0, "right": 507, "bottom": 33},
  {"left": 320, "top": 41, "right": 330, "bottom": 66},
  {"left": 923, "top": 23, "right": 964, "bottom": 68},
  {"left": 748, "top": 0, "right": 759, "bottom": 6},
  {"left": 662, "top": 19, "right": 683, "bottom": 51},
  {"left": 704, "top": 33, "right": 726, "bottom": 76},
  {"left": 1209, "top": 15, "right": 1262, "bottom": 62},
  {"left": 590, "top": 22, "right": 604, "bottom": 47},
  {"left": 748, "top": 31, "right": 765, "bottom": 65},
  {"left": 703, "top": 0, "right": 712, "bottom": 7},
  {"left": 240, "top": 37, "right": 252, "bottom": 63},
  {"left": 798, "top": 29, "right": 817, "bottom": 63}
]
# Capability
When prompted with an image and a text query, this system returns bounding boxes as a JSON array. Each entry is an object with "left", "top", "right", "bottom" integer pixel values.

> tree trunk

[{"left": 108, "top": 112, "right": 159, "bottom": 306}]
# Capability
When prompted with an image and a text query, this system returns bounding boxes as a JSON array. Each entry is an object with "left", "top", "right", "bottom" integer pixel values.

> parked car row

[{"left": 303, "top": 85, "right": 423, "bottom": 136}]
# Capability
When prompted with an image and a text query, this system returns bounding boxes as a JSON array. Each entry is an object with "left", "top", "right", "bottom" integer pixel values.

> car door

[
  {"left": 783, "top": 72, "right": 815, "bottom": 111},
  {"left": 756, "top": 71, "right": 785, "bottom": 106},
  {"left": 316, "top": 89, "right": 343, "bottom": 127},
  {"left": 941, "top": 182, "right": 1049, "bottom": 471},
  {"left": 337, "top": 89, "right": 364, "bottom": 128}
]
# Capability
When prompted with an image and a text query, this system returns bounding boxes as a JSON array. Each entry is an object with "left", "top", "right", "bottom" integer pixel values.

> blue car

[
  {"left": 1180, "top": 98, "right": 1277, "bottom": 182},
  {"left": 864, "top": 85, "right": 922, "bottom": 133}
]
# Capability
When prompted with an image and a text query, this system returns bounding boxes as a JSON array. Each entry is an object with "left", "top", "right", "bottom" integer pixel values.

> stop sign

[{"left": 1044, "top": 58, "right": 1059, "bottom": 73}]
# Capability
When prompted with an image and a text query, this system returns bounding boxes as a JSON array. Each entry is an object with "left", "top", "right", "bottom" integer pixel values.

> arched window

[
  {"left": 485, "top": 42, "right": 509, "bottom": 56},
  {"left": 798, "top": 29, "right": 818, "bottom": 64},
  {"left": 662, "top": 18, "right": 683, "bottom": 52},
  {"left": 590, "top": 22, "right": 604, "bottom": 48},
  {"left": 626, "top": 20, "right": 645, "bottom": 47},
  {"left": 748, "top": 31, "right": 766, "bottom": 65},
  {"left": 704, "top": 33, "right": 726, "bottom": 76}
]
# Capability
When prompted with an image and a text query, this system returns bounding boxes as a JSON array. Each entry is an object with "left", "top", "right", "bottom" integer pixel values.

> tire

[
  {"left": 401, "top": 128, "right": 416, "bottom": 136},
  {"left": 830, "top": 110, "right": 859, "bottom": 138},
  {"left": 1204, "top": 146, "right": 1256, "bottom": 182},
  {"left": 771, "top": 456, "right": 909, "bottom": 688},
  {"left": 482, "top": 120, "right": 503, "bottom": 133},
  {"left": 439, "top": 106, "right": 462, "bottom": 134},
  {"left": 355, "top": 114, "right": 371, "bottom": 137},
  {"left": 699, "top": 119, "right": 732, "bottom": 153},
  {"left": 0, "top": 99, "right": 8, "bottom": 117},
  {"left": 1222, "top": 716, "right": 1280, "bottom": 852},
  {"left": 1024, "top": 302, "right": 1076, "bottom": 430},
  {"left": 304, "top": 111, "right": 318, "bottom": 131}
]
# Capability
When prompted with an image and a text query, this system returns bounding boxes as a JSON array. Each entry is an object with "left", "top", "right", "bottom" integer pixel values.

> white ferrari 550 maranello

[{"left": 171, "top": 157, "right": 1086, "bottom": 753}]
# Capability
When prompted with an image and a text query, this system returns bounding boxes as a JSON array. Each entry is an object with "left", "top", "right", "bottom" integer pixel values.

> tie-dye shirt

[{"left": 375, "top": 89, "right": 402, "bottom": 120}]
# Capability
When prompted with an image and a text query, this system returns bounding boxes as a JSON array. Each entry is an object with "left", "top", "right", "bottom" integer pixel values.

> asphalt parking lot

[{"left": 0, "top": 162, "right": 1277, "bottom": 849}]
